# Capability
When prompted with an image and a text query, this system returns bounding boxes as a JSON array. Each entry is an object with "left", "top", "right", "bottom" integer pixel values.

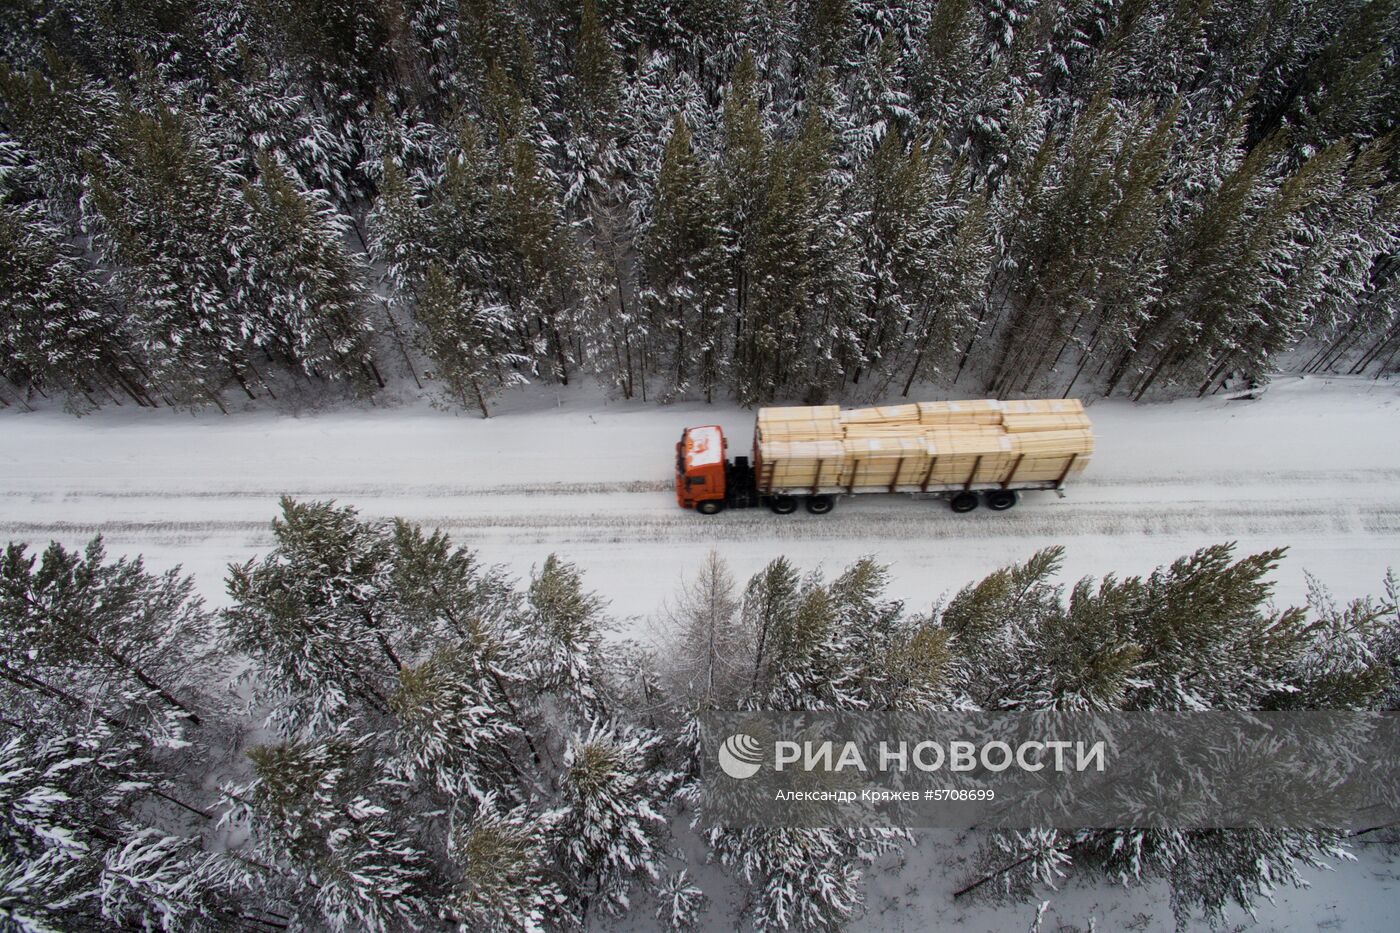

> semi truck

[{"left": 675, "top": 399, "right": 1093, "bottom": 515}]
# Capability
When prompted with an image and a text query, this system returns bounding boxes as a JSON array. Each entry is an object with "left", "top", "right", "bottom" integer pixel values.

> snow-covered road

[{"left": 3, "top": 376, "right": 1398, "bottom": 626}]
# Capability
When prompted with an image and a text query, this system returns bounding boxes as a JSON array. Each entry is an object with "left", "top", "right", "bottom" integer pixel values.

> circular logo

[{"left": 718, "top": 733, "right": 764, "bottom": 779}]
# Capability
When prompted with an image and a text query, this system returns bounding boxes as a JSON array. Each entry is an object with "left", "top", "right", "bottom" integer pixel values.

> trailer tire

[
  {"left": 805, "top": 495, "right": 835, "bottom": 514},
  {"left": 950, "top": 492, "right": 980, "bottom": 513},
  {"left": 986, "top": 490, "right": 1018, "bottom": 511},
  {"left": 768, "top": 495, "right": 798, "bottom": 515},
  {"left": 697, "top": 500, "right": 725, "bottom": 515}
]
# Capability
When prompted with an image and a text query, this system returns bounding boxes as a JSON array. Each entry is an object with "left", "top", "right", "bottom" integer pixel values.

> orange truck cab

[{"left": 675, "top": 425, "right": 728, "bottom": 513}]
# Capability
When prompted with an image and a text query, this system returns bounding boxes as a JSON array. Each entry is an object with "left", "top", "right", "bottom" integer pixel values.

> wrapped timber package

[
  {"left": 756, "top": 418, "right": 843, "bottom": 440},
  {"left": 917, "top": 399, "right": 1005, "bottom": 426},
  {"left": 756, "top": 404, "right": 843, "bottom": 441},
  {"left": 1000, "top": 411, "right": 1093, "bottom": 433},
  {"left": 924, "top": 431, "right": 1019, "bottom": 484},
  {"left": 1000, "top": 429, "right": 1094, "bottom": 482},
  {"left": 840, "top": 437, "right": 929, "bottom": 489},
  {"left": 1001, "top": 398, "right": 1085, "bottom": 416},
  {"left": 757, "top": 439, "right": 846, "bottom": 489},
  {"left": 839, "top": 404, "right": 921, "bottom": 425}
]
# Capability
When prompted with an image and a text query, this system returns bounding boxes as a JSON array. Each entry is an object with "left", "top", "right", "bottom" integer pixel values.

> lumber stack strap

[{"left": 754, "top": 398, "right": 1094, "bottom": 492}]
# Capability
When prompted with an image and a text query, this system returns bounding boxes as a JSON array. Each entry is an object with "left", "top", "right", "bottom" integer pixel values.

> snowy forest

[
  {"left": 1, "top": 499, "right": 1398, "bottom": 931},
  {"left": 2, "top": 0, "right": 1399, "bottom": 415}
]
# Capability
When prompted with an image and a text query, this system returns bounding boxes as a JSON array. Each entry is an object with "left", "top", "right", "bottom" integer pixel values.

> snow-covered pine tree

[
  {"left": 389, "top": 638, "right": 529, "bottom": 801},
  {"left": 641, "top": 114, "right": 733, "bottom": 401},
  {"left": 827, "top": 557, "right": 954, "bottom": 711},
  {"left": 0, "top": 54, "right": 120, "bottom": 200},
  {"left": 654, "top": 868, "right": 707, "bottom": 931},
  {"left": 240, "top": 151, "right": 381, "bottom": 390},
  {"left": 446, "top": 794, "right": 569, "bottom": 931},
  {"left": 0, "top": 721, "right": 245, "bottom": 932},
  {"left": 232, "top": 727, "right": 434, "bottom": 932},
  {"left": 938, "top": 546, "right": 1065, "bottom": 709},
  {"left": 557, "top": 720, "right": 677, "bottom": 918},
  {"left": 204, "top": 45, "right": 359, "bottom": 212},
  {"left": 493, "top": 135, "right": 579, "bottom": 383},
  {"left": 732, "top": 95, "right": 860, "bottom": 403},
  {"left": 899, "top": 159, "right": 994, "bottom": 394},
  {"left": 954, "top": 541, "right": 1395, "bottom": 927},
  {"left": 0, "top": 197, "right": 151, "bottom": 411},
  {"left": 80, "top": 99, "right": 256, "bottom": 409},
  {"left": 223, "top": 497, "right": 408, "bottom": 734},
  {"left": 368, "top": 154, "right": 434, "bottom": 297},
  {"left": 841, "top": 31, "right": 916, "bottom": 164},
  {"left": 428, "top": 117, "right": 497, "bottom": 283},
  {"left": 845, "top": 128, "right": 915, "bottom": 386},
  {"left": 414, "top": 261, "right": 526, "bottom": 416},
  {"left": 0, "top": 537, "right": 215, "bottom": 740},
  {"left": 573, "top": 0, "right": 621, "bottom": 133},
  {"left": 525, "top": 554, "right": 610, "bottom": 719},
  {"left": 704, "top": 824, "right": 904, "bottom": 932},
  {"left": 988, "top": 96, "right": 1177, "bottom": 397}
]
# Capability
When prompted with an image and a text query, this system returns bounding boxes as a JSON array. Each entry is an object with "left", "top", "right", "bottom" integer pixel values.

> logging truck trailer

[{"left": 674, "top": 400, "right": 1094, "bottom": 516}]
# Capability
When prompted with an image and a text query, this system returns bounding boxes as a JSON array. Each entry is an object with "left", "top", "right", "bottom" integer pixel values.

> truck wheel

[
  {"left": 697, "top": 500, "right": 725, "bottom": 515},
  {"left": 986, "top": 490, "right": 1018, "bottom": 511},
  {"left": 949, "top": 492, "right": 980, "bottom": 513},
  {"left": 805, "top": 495, "right": 835, "bottom": 515},
  {"left": 768, "top": 495, "right": 798, "bottom": 515}
]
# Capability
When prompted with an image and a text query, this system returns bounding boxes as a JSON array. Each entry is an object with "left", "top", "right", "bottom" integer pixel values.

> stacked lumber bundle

[
  {"left": 755, "top": 405, "right": 842, "bottom": 441},
  {"left": 1000, "top": 411, "right": 1093, "bottom": 433},
  {"left": 924, "top": 431, "right": 1020, "bottom": 484},
  {"left": 1002, "top": 398, "right": 1084, "bottom": 415},
  {"left": 757, "top": 439, "right": 846, "bottom": 488},
  {"left": 839, "top": 437, "right": 929, "bottom": 488},
  {"left": 754, "top": 407, "right": 847, "bottom": 489},
  {"left": 997, "top": 429, "right": 1094, "bottom": 482},
  {"left": 753, "top": 398, "right": 1092, "bottom": 493},
  {"left": 840, "top": 404, "right": 921, "bottom": 425},
  {"left": 917, "top": 399, "right": 1005, "bottom": 426}
]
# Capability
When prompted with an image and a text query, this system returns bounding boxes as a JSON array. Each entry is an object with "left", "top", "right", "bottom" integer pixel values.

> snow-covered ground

[
  {"left": 3, "top": 374, "right": 1399, "bottom": 931},
  {"left": 2, "top": 375, "right": 1397, "bottom": 622}
]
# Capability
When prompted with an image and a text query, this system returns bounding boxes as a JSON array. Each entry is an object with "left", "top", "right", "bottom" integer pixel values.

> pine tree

[
  {"left": 414, "top": 262, "right": 526, "bottom": 416},
  {"left": 494, "top": 136, "right": 578, "bottom": 383},
  {"left": 240, "top": 151, "right": 380, "bottom": 389},
  {"left": 446, "top": 795, "right": 568, "bottom": 931},
  {"left": 0, "top": 55, "right": 120, "bottom": 199},
  {"left": 223, "top": 497, "right": 408, "bottom": 733},
  {"left": 0, "top": 721, "right": 244, "bottom": 932},
  {"left": 641, "top": 115, "right": 733, "bottom": 401},
  {"left": 704, "top": 824, "right": 903, "bottom": 931},
  {"left": 574, "top": 0, "right": 621, "bottom": 130},
  {"left": 0, "top": 537, "right": 215, "bottom": 738},
  {"left": 655, "top": 868, "right": 707, "bottom": 931},
  {"left": 557, "top": 720, "right": 677, "bottom": 917},
  {"left": 233, "top": 728, "right": 433, "bottom": 932},
  {"left": 0, "top": 198, "right": 149, "bottom": 411},
  {"left": 390, "top": 641, "right": 528, "bottom": 800},
  {"left": 80, "top": 100, "right": 255, "bottom": 408},
  {"left": 526, "top": 554, "right": 610, "bottom": 718}
]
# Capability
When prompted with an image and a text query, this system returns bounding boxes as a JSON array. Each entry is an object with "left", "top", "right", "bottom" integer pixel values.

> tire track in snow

[
  {"left": 5, "top": 502, "right": 1397, "bottom": 546},
  {"left": 7, "top": 466, "right": 1400, "bottom": 502}
]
